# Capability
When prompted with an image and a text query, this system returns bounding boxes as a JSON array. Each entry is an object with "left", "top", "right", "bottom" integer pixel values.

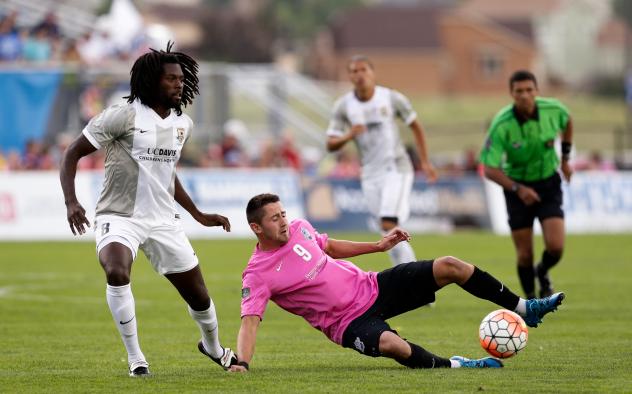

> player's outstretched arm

[
  {"left": 229, "top": 315, "right": 260, "bottom": 373},
  {"left": 174, "top": 175, "right": 231, "bottom": 231},
  {"left": 560, "top": 117, "right": 574, "bottom": 182},
  {"left": 324, "top": 228, "right": 411, "bottom": 259},
  {"left": 60, "top": 134, "right": 97, "bottom": 235},
  {"left": 409, "top": 120, "right": 438, "bottom": 182}
]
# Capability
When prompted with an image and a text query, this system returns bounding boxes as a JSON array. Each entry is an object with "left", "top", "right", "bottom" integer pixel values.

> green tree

[
  {"left": 260, "top": 0, "right": 367, "bottom": 45},
  {"left": 614, "top": 0, "right": 632, "bottom": 28}
]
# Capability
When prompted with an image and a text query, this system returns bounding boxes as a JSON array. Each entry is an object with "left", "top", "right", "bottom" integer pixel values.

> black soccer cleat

[
  {"left": 535, "top": 263, "right": 554, "bottom": 298},
  {"left": 129, "top": 362, "right": 151, "bottom": 377},
  {"left": 197, "top": 340, "right": 238, "bottom": 370}
]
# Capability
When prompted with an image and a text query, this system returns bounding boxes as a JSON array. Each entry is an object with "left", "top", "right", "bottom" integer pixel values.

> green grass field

[{"left": 1, "top": 233, "right": 631, "bottom": 393}]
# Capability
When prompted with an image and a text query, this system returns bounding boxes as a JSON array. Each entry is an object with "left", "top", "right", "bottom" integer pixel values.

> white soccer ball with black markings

[{"left": 479, "top": 309, "right": 528, "bottom": 358}]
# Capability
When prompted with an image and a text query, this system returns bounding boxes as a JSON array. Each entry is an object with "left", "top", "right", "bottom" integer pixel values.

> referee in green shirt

[{"left": 480, "top": 70, "right": 573, "bottom": 299}]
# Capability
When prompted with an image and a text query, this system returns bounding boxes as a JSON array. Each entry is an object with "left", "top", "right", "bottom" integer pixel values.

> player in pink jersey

[{"left": 229, "top": 193, "right": 565, "bottom": 372}]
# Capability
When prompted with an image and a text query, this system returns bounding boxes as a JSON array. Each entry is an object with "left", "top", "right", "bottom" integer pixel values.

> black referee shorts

[
  {"left": 504, "top": 172, "right": 564, "bottom": 231},
  {"left": 341, "top": 260, "right": 438, "bottom": 357}
]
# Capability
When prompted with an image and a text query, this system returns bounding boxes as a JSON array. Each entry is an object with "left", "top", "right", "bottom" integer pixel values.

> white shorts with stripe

[
  {"left": 94, "top": 215, "right": 198, "bottom": 275},
  {"left": 361, "top": 170, "right": 414, "bottom": 224}
]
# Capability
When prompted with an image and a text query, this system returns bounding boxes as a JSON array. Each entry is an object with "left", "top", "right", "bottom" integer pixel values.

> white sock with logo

[
  {"left": 106, "top": 284, "right": 145, "bottom": 366},
  {"left": 188, "top": 300, "right": 223, "bottom": 358},
  {"left": 387, "top": 240, "right": 416, "bottom": 266}
]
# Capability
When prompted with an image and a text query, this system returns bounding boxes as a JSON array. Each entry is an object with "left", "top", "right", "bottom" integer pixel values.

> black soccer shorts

[
  {"left": 504, "top": 172, "right": 565, "bottom": 231},
  {"left": 341, "top": 260, "right": 438, "bottom": 357}
]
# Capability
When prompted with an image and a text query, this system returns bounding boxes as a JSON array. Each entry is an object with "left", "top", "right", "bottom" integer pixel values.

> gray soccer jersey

[
  {"left": 82, "top": 100, "right": 193, "bottom": 221},
  {"left": 326, "top": 86, "right": 417, "bottom": 178}
]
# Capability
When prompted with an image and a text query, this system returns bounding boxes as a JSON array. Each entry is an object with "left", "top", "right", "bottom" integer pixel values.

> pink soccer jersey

[{"left": 240, "top": 219, "right": 379, "bottom": 345}]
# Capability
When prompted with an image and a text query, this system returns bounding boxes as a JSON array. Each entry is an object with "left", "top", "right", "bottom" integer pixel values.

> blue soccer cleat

[
  {"left": 450, "top": 356, "right": 503, "bottom": 368},
  {"left": 524, "top": 292, "right": 565, "bottom": 327}
]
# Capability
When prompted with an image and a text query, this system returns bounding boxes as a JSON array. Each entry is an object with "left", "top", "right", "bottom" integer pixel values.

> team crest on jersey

[
  {"left": 241, "top": 287, "right": 250, "bottom": 298},
  {"left": 176, "top": 128, "right": 185, "bottom": 144},
  {"left": 301, "top": 227, "right": 313, "bottom": 241},
  {"left": 380, "top": 106, "right": 388, "bottom": 116},
  {"left": 512, "top": 141, "right": 523, "bottom": 149}
]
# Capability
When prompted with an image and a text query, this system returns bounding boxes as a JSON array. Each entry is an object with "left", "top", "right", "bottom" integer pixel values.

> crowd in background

[
  {"left": 0, "top": 10, "right": 620, "bottom": 177},
  {"left": 0, "top": 10, "right": 143, "bottom": 65},
  {"left": 0, "top": 130, "right": 617, "bottom": 177}
]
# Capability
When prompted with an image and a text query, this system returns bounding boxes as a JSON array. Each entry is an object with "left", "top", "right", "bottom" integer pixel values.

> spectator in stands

[
  {"left": 199, "top": 142, "right": 223, "bottom": 168},
  {"left": 77, "top": 30, "right": 116, "bottom": 65},
  {"left": 5, "top": 150, "right": 22, "bottom": 171},
  {"left": 22, "top": 26, "right": 52, "bottom": 62},
  {"left": 278, "top": 133, "right": 302, "bottom": 171},
  {"left": 0, "top": 151, "right": 6, "bottom": 171},
  {"left": 34, "top": 11, "right": 60, "bottom": 39},
  {"left": 221, "top": 120, "right": 250, "bottom": 167},
  {"left": 22, "top": 139, "right": 54, "bottom": 170},
  {"left": 0, "top": 11, "right": 22, "bottom": 61},
  {"left": 574, "top": 150, "right": 616, "bottom": 172},
  {"left": 329, "top": 150, "right": 361, "bottom": 178}
]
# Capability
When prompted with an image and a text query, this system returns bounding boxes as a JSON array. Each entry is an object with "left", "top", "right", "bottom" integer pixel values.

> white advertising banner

[
  {"left": 485, "top": 172, "right": 632, "bottom": 234},
  {"left": 0, "top": 169, "right": 303, "bottom": 241}
]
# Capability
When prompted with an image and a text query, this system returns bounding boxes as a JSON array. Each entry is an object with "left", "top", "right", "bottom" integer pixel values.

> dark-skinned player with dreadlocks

[{"left": 60, "top": 42, "right": 238, "bottom": 377}]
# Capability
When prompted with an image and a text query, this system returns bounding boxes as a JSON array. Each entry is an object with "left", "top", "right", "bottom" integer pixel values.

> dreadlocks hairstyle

[{"left": 125, "top": 41, "right": 199, "bottom": 116}]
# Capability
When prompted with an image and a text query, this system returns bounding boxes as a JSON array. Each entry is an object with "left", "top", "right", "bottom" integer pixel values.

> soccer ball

[{"left": 479, "top": 309, "right": 528, "bottom": 358}]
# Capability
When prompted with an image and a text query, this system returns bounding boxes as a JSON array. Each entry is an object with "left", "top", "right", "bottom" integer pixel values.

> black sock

[
  {"left": 461, "top": 267, "right": 520, "bottom": 310},
  {"left": 396, "top": 342, "right": 451, "bottom": 369},
  {"left": 539, "top": 250, "right": 561, "bottom": 272},
  {"left": 517, "top": 266, "right": 535, "bottom": 298}
]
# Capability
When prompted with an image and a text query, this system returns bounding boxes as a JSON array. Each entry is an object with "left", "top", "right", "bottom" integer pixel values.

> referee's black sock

[
  {"left": 517, "top": 266, "right": 536, "bottom": 299},
  {"left": 539, "top": 250, "right": 561, "bottom": 272},
  {"left": 460, "top": 267, "right": 520, "bottom": 311},
  {"left": 396, "top": 342, "right": 451, "bottom": 369}
]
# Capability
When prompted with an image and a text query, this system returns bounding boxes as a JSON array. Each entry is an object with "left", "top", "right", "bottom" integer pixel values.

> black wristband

[
  {"left": 237, "top": 361, "right": 249, "bottom": 370},
  {"left": 561, "top": 141, "right": 572, "bottom": 155}
]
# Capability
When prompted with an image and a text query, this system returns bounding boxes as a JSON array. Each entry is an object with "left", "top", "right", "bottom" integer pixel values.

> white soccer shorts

[
  {"left": 94, "top": 215, "right": 199, "bottom": 275},
  {"left": 361, "top": 170, "right": 414, "bottom": 223}
]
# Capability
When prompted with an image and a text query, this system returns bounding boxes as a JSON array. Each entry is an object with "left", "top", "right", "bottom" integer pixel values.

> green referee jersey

[{"left": 479, "top": 97, "right": 570, "bottom": 182}]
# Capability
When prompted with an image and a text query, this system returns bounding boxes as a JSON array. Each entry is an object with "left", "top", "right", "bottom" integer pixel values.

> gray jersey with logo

[
  {"left": 326, "top": 86, "right": 417, "bottom": 179},
  {"left": 82, "top": 100, "right": 193, "bottom": 221}
]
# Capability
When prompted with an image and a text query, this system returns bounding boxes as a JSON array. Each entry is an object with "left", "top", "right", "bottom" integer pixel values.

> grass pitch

[{"left": 1, "top": 232, "right": 631, "bottom": 393}]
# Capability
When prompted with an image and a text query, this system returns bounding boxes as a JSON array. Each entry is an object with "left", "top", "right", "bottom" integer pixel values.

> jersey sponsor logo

[
  {"left": 484, "top": 137, "right": 492, "bottom": 151},
  {"left": 276, "top": 261, "right": 283, "bottom": 271},
  {"left": 241, "top": 287, "right": 251, "bottom": 298},
  {"left": 146, "top": 148, "right": 177, "bottom": 156},
  {"left": 300, "top": 227, "right": 313, "bottom": 241},
  {"left": 354, "top": 337, "right": 365, "bottom": 353},
  {"left": 134, "top": 128, "right": 150, "bottom": 134},
  {"left": 120, "top": 315, "right": 135, "bottom": 325},
  {"left": 176, "top": 128, "right": 185, "bottom": 144}
]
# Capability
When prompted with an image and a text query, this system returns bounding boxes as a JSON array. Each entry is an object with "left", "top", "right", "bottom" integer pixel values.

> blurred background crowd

[{"left": 1, "top": 0, "right": 630, "bottom": 177}]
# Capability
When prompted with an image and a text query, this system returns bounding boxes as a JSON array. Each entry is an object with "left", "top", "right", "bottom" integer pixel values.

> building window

[{"left": 477, "top": 50, "right": 504, "bottom": 79}]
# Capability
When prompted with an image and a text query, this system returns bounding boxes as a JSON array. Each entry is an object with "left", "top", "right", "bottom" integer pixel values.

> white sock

[
  {"left": 106, "top": 284, "right": 145, "bottom": 365},
  {"left": 450, "top": 359, "right": 461, "bottom": 368},
  {"left": 514, "top": 298, "right": 527, "bottom": 316},
  {"left": 387, "top": 240, "right": 416, "bottom": 266},
  {"left": 188, "top": 300, "right": 223, "bottom": 358}
]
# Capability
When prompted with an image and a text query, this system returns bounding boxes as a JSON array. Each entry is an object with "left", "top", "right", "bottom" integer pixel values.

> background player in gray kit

[
  {"left": 60, "top": 42, "right": 237, "bottom": 377},
  {"left": 326, "top": 55, "right": 438, "bottom": 267}
]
